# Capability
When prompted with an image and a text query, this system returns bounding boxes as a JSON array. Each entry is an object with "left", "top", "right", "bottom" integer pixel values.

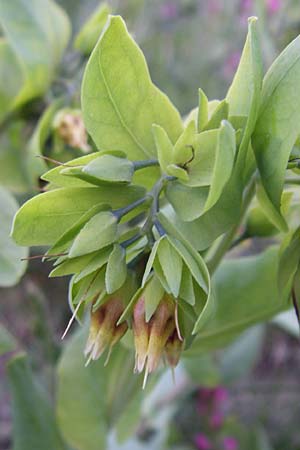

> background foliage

[{"left": 1, "top": 1, "right": 300, "bottom": 450}]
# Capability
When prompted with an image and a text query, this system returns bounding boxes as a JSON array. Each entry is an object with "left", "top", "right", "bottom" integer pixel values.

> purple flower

[
  {"left": 194, "top": 433, "right": 212, "bottom": 450},
  {"left": 210, "top": 411, "right": 224, "bottom": 429},
  {"left": 267, "top": 0, "right": 281, "bottom": 13},
  {"left": 222, "top": 436, "right": 239, "bottom": 450},
  {"left": 160, "top": 2, "right": 178, "bottom": 21},
  {"left": 213, "top": 387, "right": 228, "bottom": 404}
]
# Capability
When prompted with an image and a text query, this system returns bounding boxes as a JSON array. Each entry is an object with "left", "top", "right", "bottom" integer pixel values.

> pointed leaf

[
  {"left": 197, "top": 88, "right": 208, "bottom": 132},
  {"left": 157, "top": 236, "right": 183, "bottom": 297},
  {"left": 204, "top": 120, "right": 236, "bottom": 212},
  {"left": 69, "top": 210, "right": 117, "bottom": 258},
  {"left": 83, "top": 154, "right": 134, "bottom": 184},
  {"left": 105, "top": 244, "right": 127, "bottom": 293},
  {"left": 152, "top": 124, "right": 173, "bottom": 173},
  {"left": 82, "top": 15, "right": 183, "bottom": 161},
  {"left": 12, "top": 185, "right": 145, "bottom": 246},
  {"left": 252, "top": 35, "right": 300, "bottom": 227}
]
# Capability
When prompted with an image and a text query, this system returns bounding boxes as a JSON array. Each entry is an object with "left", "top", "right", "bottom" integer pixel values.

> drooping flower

[
  {"left": 133, "top": 293, "right": 183, "bottom": 384},
  {"left": 85, "top": 296, "right": 128, "bottom": 364}
]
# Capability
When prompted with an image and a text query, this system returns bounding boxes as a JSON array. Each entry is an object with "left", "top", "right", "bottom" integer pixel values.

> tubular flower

[
  {"left": 84, "top": 296, "right": 128, "bottom": 364},
  {"left": 133, "top": 293, "right": 183, "bottom": 382}
]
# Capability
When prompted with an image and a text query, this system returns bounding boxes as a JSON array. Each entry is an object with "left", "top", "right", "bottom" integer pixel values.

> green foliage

[
  {"left": 7, "top": 353, "right": 66, "bottom": 450},
  {"left": 57, "top": 327, "right": 145, "bottom": 450},
  {"left": 0, "top": 0, "right": 71, "bottom": 119},
  {"left": 74, "top": 2, "right": 111, "bottom": 55},
  {"left": 253, "top": 35, "right": 300, "bottom": 230},
  {"left": 0, "top": 187, "right": 27, "bottom": 286},
  {"left": 6, "top": 8, "right": 300, "bottom": 448},
  {"left": 81, "top": 15, "right": 183, "bottom": 162}
]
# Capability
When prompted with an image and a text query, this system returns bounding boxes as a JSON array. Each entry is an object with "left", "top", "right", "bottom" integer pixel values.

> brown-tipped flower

[
  {"left": 85, "top": 297, "right": 127, "bottom": 364},
  {"left": 133, "top": 294, "right": 183, "bottom": 379}
]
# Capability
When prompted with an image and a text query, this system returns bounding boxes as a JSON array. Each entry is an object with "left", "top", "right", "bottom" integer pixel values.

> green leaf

[
  {"left": 7, "top": 353, "right": 66, "bottom": 450},
  {"left": 144, "top": 275, "right": 165, "bottom": 322},
  {"left": 142, "top": 238, "right": 161, "bottom": 286},
  {"left": 0, "top": 0, "right": 71, "bottom": 111},
  {"left": 166, "top": 182, "right": 209, "bottom": 222},
  {"left": 27, "top": 98, "right": 64, "bottom": 184},
  {"left": 278, "top": 227, "right": 300, "bottom": 293},
  {"left": 105, "top": 244, "right": 127, "bottom": 293},
  {"left": 256, "top": 179, "right": 288, "bottom": 232},
  {"left": 226, "top": 17, "right": 262, "bottom": 166},
  {"left": 0, "top": 323, "right": 17, "bottom": 355},
  {"left": 252, "top": 35, "right": 300, "bottom": 228},
  {"left": 203, "top": 120, "right": 236, "bottom": 212},
  {"left": 0, "top": 38, "right": 22, "bottom": 121},
  {"left": 165, "top": 163, "right": 189, "bottom": 182},
  {"left": 159, "top": 169, "right": 243, "bottom": 251},
  {"left": 202, "top": 99, "right": 228, "bottom": 131},
  {"left": 168, "top": 236, "right": 208, "bottom": 293},
  {"left": 12, "top": 185, "right": 145, "bottom": 246},
  {"left": 49, "top": 253, "right": 97, "bottom": 278},
  {"left": 81, "top": 15, "right": 183, "bottom": 161},
  {"left": 183, "top": 129, "right": 218, "bottom": 187},
  {"left": 157, "top": 236, "right": 183, "bottom": 298},
  {"left": 0, "top": 121, "right": 31, "bottom": 193},
  {"left": 74, "top": 3, "right": 111, "bottom": 55},
  {"left": 172, "top": 120, "right": 196, "bottom": 165},
  {"left": 0, "top": 187, "right": 27, "bottom": 287},
  {"left": 47, "top": 203, "right": 111, "bottom": 256},
  {"left": 188, "top": 247, "right": 290, "bottom": 351},
  {"left": 82, "top": 154, "right": 134, "bottom": 184},
  {"left": 152, "top": 124, "right": 173, "bottom": 173},
  {"left": 74, "top": 246, "right": 112, "bottom": 282},
  {"left": 69, "top": 210, "right": 118, "bottom": 258},
  {"left": 179, "top": 264, "right": 196, "bottom": 306},
  {"left": 197, "top": 88, "right": 208, "bottom": 132},
  {"left": 246, "top": 191, "right": 292, "bottom": 237},
  {"left": 42, "top": 153, "right": 105, "bottom": 187}
]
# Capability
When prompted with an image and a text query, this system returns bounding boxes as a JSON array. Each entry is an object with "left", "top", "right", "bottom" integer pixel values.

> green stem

[
  {"left": 133, "top": 159, "right": 159, "bottom": 171},
  {"left": 205, "top": 176, "right": 256, "bottom": 274},
  {"left": 114, "top": 195, "right": 150, "bottom": 221}
]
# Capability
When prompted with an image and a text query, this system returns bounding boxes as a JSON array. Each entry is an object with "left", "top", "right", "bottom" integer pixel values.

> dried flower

[{"left": 53, "top": 109, "right": 90, "bottom": 152}]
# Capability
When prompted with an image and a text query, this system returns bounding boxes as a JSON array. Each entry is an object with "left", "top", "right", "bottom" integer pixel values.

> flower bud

[{"left": 85, "top": 296, "right": 127, "bottom": 363}]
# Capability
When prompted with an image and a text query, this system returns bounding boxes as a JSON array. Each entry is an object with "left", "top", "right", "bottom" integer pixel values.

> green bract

[{"left": 11, "top": 13, "right": 299, "bottom": 387}]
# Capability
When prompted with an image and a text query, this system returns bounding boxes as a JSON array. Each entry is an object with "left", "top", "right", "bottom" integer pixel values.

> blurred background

[{"left": 1, "top": 1, "right": 300, "bottom": 449}]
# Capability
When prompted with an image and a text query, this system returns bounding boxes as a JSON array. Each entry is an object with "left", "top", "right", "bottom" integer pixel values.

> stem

[
  {"left": 142, "top": 175, "right": 171, "bottom": 234},
  {"left": 285, "top": 176, "right": 300, "bottom": 185},
  {"left": 133, "top": 159, "right": 159, "bottom": 171},
  {"left": 205, "top": 176, "right": 256, "bottom": 274},
  {"left": 121, "top": 233, "right": 143, "bottom": 248},
  {"left": 114, "top": 196, "right": 150, "bottom": 221}
]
